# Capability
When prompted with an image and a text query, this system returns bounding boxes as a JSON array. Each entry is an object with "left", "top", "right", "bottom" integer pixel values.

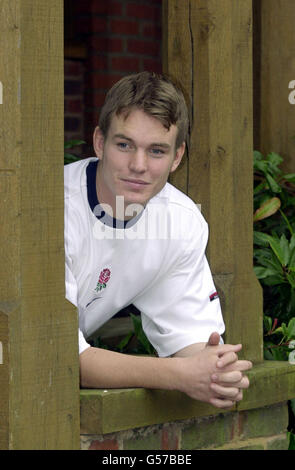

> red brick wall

[
  {"left": 65, "top": 0, "right": 162, "bottom": 156},
  {"left": 64, "top": 60, "right": 86, "bottom": 157}
]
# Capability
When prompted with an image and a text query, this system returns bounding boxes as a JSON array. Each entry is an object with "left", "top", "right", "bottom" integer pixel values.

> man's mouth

[{"left": 121, "top": 178, "right": 150, "bottom": 187}]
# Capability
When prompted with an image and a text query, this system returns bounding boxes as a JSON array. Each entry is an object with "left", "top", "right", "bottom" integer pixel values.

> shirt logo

[
  {"left": 209, "top": 291, "right": 219, "bottom": 302},
  {"left": 95, "top": 268, "right": 111, "bottom": 292}
]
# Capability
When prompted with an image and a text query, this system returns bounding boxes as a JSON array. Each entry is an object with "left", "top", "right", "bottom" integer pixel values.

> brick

[
  {"left": 85, "top": 91, "right": 107, "bottom": 109},
  {"left": 143, "top": 58, "right": 162, "bottom": 74},
  {"left": 88, "top": 438, "right": 119, "bottom": 450},
  {"left": 64, "top": 61, "right": 84, "bottom": 77},
  {"left": 87, "top": 73, "right": 123, "bottom": 90},
  {"left": 91, "top": 55, "right": 109, "bottom": 71},
  {"left": 64, "top": 117, "right": 81, "bottom": 132},
  {"left": 181, "top": 413, "right": 235, "bottom": 450},
  {"left": 91, "top": 37, "right": 123, "bottom": 53},
  {"left": 126, "top": 3, "right": 160, "bottom": 21},
  {"left": 67, "top": 99, "right": 83, "bottom": 113},
  {"left": 84, "top": 110, "right": 98, "bottom": 128},
  {"left": 239, "top": 403, "right": 289, "bottom": 440},
  {"left": 123, "top": 429, "right": 162, "bottom": 450},
  {"left": 127, "top": 39, "right": 160, "bottom": 57},
  {"left": 161, "top": 426, "right": 180, "bottom": 450},
  {"left": 142, "top": 24, "right": 162, "bottom": 40},
  {"left": 75, "top": 17, "right": 92, "bottom": 35},
  {"left": 91, "top": 1, "right": 123, "bottom": 16},
  {"left": 111, "top": 57, "right": 140, "bottom": 72},
  {"left": 91, "top": 17, "right": 108, "bottom": 34},
  {"left": 75, "top": 1, "right": 92, "bottom": 14},
  {"left": 64, "top": 80, "right": 82, "bottom": 95},
  {"left": 110, "top": 19, "right": 139, "bottom": 36}
]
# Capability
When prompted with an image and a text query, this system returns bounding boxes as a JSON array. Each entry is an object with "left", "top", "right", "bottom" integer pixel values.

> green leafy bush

[
  {"left": 64, "top": 140, "right": 85, "bottom": 164},
  {"left": 253, "top": 151, "right": 295, "bottom": 352},
  {"left": 253, "top": 150, "right": 295, "bottom": 448}
]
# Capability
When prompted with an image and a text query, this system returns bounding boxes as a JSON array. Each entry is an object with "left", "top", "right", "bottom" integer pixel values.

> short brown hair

[{"left": 98, "top": 71, "right": 189, "bottom": 149}]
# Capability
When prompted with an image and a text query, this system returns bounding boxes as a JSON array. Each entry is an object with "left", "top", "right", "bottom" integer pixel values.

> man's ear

[
  {"left": 93, "top": 126, "right": 105, "bottom": 159},
  {"left": 170, "top": 141, "right": 186, "bottom": 173}
]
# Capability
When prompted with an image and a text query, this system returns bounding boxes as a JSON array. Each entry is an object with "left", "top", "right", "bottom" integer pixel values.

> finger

[
  {"left": 211, "top": 370, "right": 242, "bottom": 384},
  {"left": 217, "top": 360, "right": 253, "bottom": 373},
  {"left": 209, "top": 397, "right": 236, "bottom": 409},
  {"left": 210, "top": 382, "right": 240, "bottom": 399},
  {"left": 235, "top": 391, "right": 243, "bottom": 402},
  {"left": 213, "top": 343, "right": 242, "bottom": 357},
  {"left": 206, "top": 332, "right": 220, "bottom": 347},
  {"left": 216, "top": 351, "right": 238, "bottom": 368},
  {"left": 212, "top": 375, "right": 250, "bottom": 390}
]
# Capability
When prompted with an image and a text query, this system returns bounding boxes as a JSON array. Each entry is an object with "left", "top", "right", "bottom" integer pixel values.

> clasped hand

[
  {"left": 178, "top": 332, "right": 252, "bottom": 409},
  {"left": 205, "top": 332, "right": 252, "bottom": 408}
]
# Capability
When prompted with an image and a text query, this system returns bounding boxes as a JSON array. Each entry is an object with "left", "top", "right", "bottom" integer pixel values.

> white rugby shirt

[{"left": 64, "top": 158, "right": 225, "bottom": 356}]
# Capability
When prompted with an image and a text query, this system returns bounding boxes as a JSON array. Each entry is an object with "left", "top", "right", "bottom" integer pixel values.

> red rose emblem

[{"left": 99, "top": 268, "right": 111, "bottom": 284}]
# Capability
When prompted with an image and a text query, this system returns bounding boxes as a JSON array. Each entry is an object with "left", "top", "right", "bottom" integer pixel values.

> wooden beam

[
  {"left": 0, "top": 0, "right": 79, "bottom": 449},
  {"left": 257, "top": 0, "right": 295, "bottom": 172},
  {"left": 163, "top": 0, "right": 263, "bottom": 362}
]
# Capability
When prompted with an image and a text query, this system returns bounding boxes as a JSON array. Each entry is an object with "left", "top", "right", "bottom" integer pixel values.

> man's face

[{"left": 93, "top": 108, "right": 185, "bottom": 219}]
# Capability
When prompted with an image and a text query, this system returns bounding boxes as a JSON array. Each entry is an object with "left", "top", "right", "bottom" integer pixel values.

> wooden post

[
  {"left": 0, "top": 1, "right": 80, "bottom": 449},
  {"left": 255, "top": 0, "right": 295, "bottom": 172},
  {"left": 163, "top": 0, "right": 263, "bottom": 362}
]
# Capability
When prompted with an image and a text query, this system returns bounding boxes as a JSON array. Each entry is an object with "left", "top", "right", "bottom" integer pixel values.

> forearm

[
  {"left": 79, "top": 343, "right": 251, "bottom": 409},
  {"left": 171, "top": 342, "right": 206, "bottom": 357},
  {"left": 79, "top": 346, "right": 181, "bottom": 391}
]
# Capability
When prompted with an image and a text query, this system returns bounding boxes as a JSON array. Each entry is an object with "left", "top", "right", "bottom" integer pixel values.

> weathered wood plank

[
  {"left": 80, "top": 361, "right": 295, "bottom": 434},
  {"left": 258, "top": 0, "right": 295, "bottom": 172},
  {"left": 162, "top": 0, "right": 263, "bottom": 362},
  {"left": 162, "top": 0, "right": 191, "bottom": 194},
  {"left": 0, "top": 0, "right": 79, "bottom": 449}
]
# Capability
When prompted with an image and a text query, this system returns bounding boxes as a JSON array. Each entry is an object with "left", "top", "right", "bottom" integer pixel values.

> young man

[{"left": 65, "top": 72, "right": 252, "bottom": 409}]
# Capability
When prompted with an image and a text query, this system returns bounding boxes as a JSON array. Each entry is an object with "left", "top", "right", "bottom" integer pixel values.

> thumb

[{"left": 206, "top": 332, "right": 220, "bottom": 347}]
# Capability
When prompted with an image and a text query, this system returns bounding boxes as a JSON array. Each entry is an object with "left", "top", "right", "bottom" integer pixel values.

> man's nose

[{"left": 128, "top": 149, "right": 148, "bottom": 173}]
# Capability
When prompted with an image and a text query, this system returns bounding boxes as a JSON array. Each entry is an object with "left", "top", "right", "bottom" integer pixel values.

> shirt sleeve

[
  {"left": 65, "top": 249, "right": 91, "bottom": 355},
  {"left": 79, "top": 328, "right": 91, "bottom": 355},
  {"left": 134, "top": 216, "right": 225, "bottom": 357}
]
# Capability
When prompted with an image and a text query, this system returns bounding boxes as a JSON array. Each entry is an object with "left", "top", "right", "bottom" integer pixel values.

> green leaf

[
  {"left": 261, "top": 274, "right": 285, "bottom": 285},
  {"left": 269, "top": 237, "right": 286, "bottom": 265},
  {"left": 288, "top": 432, "right": 295, "bottom": 450},
  {"left": 254, "top": 180, "right": 268, "bottom": 195},
  {"left": 253, "top": 197, "right": 281, "bottom": 222},
  {"left": 254, "top": 160, "right": 268, "bottom": 174},
  {"left": 64, "top": 140, "right": 86, "bottom": 149},
  {"left": 289, "top": 247, "right": 295, "bottom": 269},
  {"left": 130, "top": 313, "right": 155, "bottom": 356},
  {"left": 256, "top": 256, "right": 283, "bottom": 274},
  {"left": 265, "top": 173, "right": 282, "bottom": 193},
  {"left": 253, "top": 150, "right": 264, "bottom": 162},
  {"left": 286, "top": 318, "right": 295, "bottom": 340},
  {"left": 254, "top": 266, "right": 277, "bottom": 279},
  {"left": 64, "top": 153, "right": 81, "bottom": 164},
  {"left": 253, "top": 231, "right": 274, "bottom": 247},
  {"left": 116, "top": 330, "right": 134, "bottom": 352},
  {"left": 263, "top": 316, "right": 273, "bottom": 334},
  {"left": 290, "top": 234, "right": 295, "bottom": 252},
  {"left": 271, "top": 326, "right": 283, "bottom": 335},
  {"left": 286, "top": 272, "right": 295, "bottom": 289},
  {"left": 279, "top": 234, "right": 290, "bottom": 266},
  {"left": 283, "top": 173, "right": 295, "bottom": 184},
  {"left": 266, "top": 152, "right": 283, "bottom": 175},
  {"left": 281, "top": 322, "right": 288, "bottom": 337}
]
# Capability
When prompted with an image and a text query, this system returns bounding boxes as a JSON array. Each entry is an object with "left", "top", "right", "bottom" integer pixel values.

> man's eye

[
  {"left": 150, "top": 148, "right": 164, "bottom": 156},
  {"left": 117, "top": 142, "right": 130, "bottom": 150}
]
